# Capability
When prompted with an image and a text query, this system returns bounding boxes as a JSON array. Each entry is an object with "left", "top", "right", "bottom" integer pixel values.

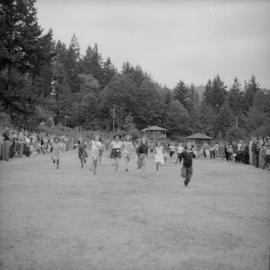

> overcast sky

[{"left": 36, "top": 0, "right": 270, "bottom": 89}]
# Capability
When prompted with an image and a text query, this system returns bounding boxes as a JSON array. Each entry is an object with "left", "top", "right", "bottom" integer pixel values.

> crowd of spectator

[
  {"left": 0, "top": 127, "right": 70, "bottom": 161},
  {"left": 201, "top": 137, "right": 270, "bottom": 170}
]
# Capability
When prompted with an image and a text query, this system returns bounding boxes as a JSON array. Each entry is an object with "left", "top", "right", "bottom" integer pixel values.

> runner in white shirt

[
  {"left": 110, "top": 134, "right": 123, "bottom": 172},
  {"left": 90, "top": 135, "right": 102, "bottom": 175}
]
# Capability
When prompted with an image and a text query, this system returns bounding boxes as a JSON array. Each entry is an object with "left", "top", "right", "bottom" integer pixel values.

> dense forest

[{"left": 1, "top": 0, "right": 270, "bottom": 140}]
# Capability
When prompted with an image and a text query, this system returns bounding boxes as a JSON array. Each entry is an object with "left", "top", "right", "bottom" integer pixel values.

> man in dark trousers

[{"left": 180, "top": 143, "right": 196, "bottom": 186}]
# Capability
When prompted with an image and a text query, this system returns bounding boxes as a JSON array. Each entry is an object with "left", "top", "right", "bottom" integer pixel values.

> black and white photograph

[{"left": 0, "top": 0, "right": 270, "bottom": 269}]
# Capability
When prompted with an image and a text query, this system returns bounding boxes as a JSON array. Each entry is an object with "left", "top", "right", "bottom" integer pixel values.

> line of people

[
  {"left": 201, "top": 137, "right": 270, "bottom": 170},
  {"left": 0, "top": 127, "right": 70, "bottom": 161}
]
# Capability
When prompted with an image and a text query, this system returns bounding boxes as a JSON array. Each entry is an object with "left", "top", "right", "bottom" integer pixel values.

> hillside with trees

[{"left": 0, "top": 0, "right": 270, "bottom": 140}]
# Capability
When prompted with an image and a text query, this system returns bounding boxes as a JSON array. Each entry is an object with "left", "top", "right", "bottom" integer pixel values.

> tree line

[{"left": 0, "top": 0, "right": 270, "bottom": 140}]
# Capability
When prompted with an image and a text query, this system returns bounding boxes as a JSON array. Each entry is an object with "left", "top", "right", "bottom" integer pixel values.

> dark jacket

[
  {"left": 137, "top": 144, "right": 148, "bottom": 155},
  {"left": 180, "top": 150, "right": 196, "bottom": 168}
]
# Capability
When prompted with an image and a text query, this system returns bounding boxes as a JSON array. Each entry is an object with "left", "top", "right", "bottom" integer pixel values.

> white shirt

[
  {"left": 123, "top": 141, "right": 133, "bottom": 153},
  {"left": 177, "top": 145, "right": 184, "bottom": 154},
  {"left": 111, "top": 140, "right": 122, "bottom": 149},
  {"left": 92, "top": 140, "right": 101, "bottom": 152}
]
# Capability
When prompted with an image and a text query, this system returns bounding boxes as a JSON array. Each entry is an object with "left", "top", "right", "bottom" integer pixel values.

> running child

[
  {"left": 51, "top": 137, "right": 62, "bottom": 169},
  {"left": 98, "top": 139, "right": 104, "bottom": 165},
  {"left": 154, "top": 141, "right": 164, "bottom": 174},
  {"left": 123, "top": 135, "right": 134, "bottom": 172},
  {"left": 179, "top": 142, "right": 196, "bottom": 186},
  {"left": 137, "top": 137, "right": 148, "bottom": 178},
  {"left": 175, "top": 142, "right": 184, "bottom": 164},
  {"left": 78, "top": 140, "right": 88, "bottom": 168},
  {"left": 90, "top": 135, "right": 101, "bottom": 175},
  {"left": 110, "top": 134, "right": 123, "bottom": 172},
  {"left": 169, "top": 143, "right": 175, "bottom": 159}
]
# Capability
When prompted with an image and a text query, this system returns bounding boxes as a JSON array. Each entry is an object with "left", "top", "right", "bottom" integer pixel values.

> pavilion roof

[
  {"left": 186, "top": 133, "right": 212, "bottom": 140},
  {"left": 141, "top": 126, "right": 167, "bottom": 132}
]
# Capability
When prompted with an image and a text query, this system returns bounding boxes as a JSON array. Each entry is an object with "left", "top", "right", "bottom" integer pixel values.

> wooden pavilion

[
  {"left": 185, "top": 133, "right": 212, "bottom": 149},
  {"left": 141, "top": 126, "right": 167, "bottom": 140}
]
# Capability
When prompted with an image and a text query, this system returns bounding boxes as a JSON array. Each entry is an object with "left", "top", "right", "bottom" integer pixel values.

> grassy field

[{"left": 0, "top": 151, "right": 269, "bottom": 270}]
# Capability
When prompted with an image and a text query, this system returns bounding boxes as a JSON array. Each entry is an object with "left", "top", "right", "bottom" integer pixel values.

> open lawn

[{"left": 0, "top": 151, "right": 269, "bottom": 270}]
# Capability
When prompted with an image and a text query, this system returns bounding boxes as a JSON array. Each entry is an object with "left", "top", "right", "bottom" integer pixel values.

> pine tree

[
  {"left": 135, "top": 78, "right": 166, "bottom": 128},
  {"left": 227, "top": 77, "right": 244, "bottom": 117},
  {"left": 64, "top": 34, "right": 80, "bottom": 92},
  {"left": 198, "top": 101, "right": 216, "bottom": 134},
  {"left": 0, "top": 0, "right": 52, "bottom": 126},
  {"left": 165, "top": 100, "right": 190, "bottom": 135},
  {"left": 173, "top": 80, "right": 190, "bottom": 110},
  {"left": 189, "top": 83, "right": 199, "bottom": 110},
  {"left": 203, "top": 75, "right": 227, "bottom": 111},
  {"left": 245, "top": 75, "right": 260, "bottom": 108},
  {"left": 102, "top": 57, "right": 116, "bottom": 86},
  {"left": 216, "top": 98, "right": 235, "bottom": 135},
  {"left": 245, "top": 106, "right": 269, "bottom": 132},
  {"left": 122, "top": 63, "right": 146, "bottom": 88},
  {"left": 99, "top": 74, "right": 137, "bottom": 122},
  {"left": 253, "top": 89, "right": 270, "bottom": 116}
]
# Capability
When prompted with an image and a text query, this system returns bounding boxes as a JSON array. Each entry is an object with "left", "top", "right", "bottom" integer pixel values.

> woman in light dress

[
  {"left": 90, "top": 135, "right": 102, "bottom": 175},
  {"left": 154, "top": 141, "right": 164, "bottom": 174},
  {"left": 123, "top": 135, "right": 134, "bottom": 172}
]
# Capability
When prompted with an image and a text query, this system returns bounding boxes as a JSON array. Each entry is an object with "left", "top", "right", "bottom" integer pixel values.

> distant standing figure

[
  {"left": 2, "top": 127, "right": 11, "bottom": 161},
  {"left": 263, "top": 139, "right": 270, "bottom": 169},
  {"left": 180, "top": 143, "right": 196, "bottom": 187},
  {"left": 252, "top": 140, "right": 258, "bottom": 166}
]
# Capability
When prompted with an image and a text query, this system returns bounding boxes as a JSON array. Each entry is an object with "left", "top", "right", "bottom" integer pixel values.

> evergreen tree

[
  {"left": 0, "top": 0, "right": 52, "bottom": 126},
  {"left": 81, "top": 44, "right": 104, "bottom": 84},
  {"left": 173, "top": 80, "right": 190, "bottom": 110},
  {"left": 189, "top": 83, "right": 200, "bottom": 110},
  {"left": 54, "top": 41, "right": 68, "bottom": 64},
  {"left": 135, "top": 78, "right": 166, "bottom": 128},
  {"left": 122, "top": 63, "right": 147, "bottom": 88},
  {"left": 252, "top": 89, "right": 270, "bottom": 116},
  {"left": 227, "top": 77, "right": 244, "bottom": 117},
  {"left": 99, "top": 74, "right": 137, "bottom": 123},
  {"left": 63, "top": 34, "right": 81, "bottom": 92},
  {"left": 245, "top": 106, "right": 269, "bottom": 132},
  {"left": 102, "top": 57, "right": 116, "bottom": 86},
  {"left": 198, "top": 101, "right": 216, "bottom": 135},
  {"left": 216, "top": 98, "right": 235, "bottom": 135},
  {"left": 245, "top": 75, "right": 260, "bottom": 108},
  {"left": 165, "top": 100, "right": 190, "bottom": 135},
  {"left": 203, "top": 75, "right": 227, "bottom": 111}
]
